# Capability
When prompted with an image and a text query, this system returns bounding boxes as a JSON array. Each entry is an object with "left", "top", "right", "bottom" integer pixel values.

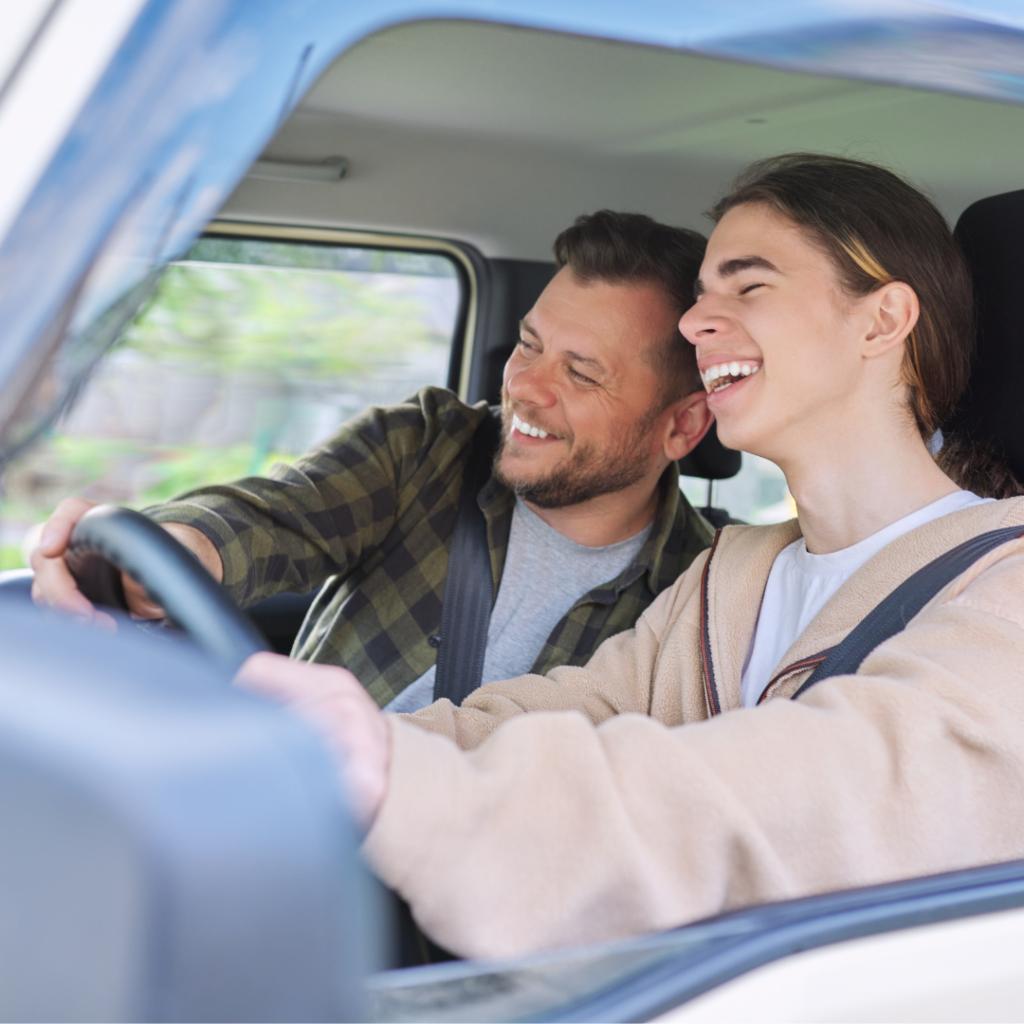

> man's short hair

[{"left": 553, "top": 211, "right": 706, "bottom": 408}]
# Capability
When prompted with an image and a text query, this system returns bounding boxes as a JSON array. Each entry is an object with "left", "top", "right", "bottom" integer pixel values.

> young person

[
  {"left": 239, "top": 154, "right": 1024, "bottom": 960},
  {"left": 32, "top": 212, "right": 715, "bottom": 709}
]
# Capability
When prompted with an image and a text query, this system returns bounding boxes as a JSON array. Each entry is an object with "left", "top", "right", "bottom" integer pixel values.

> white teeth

[
  {"left": 511, "top": 412, "right": 549, "bottom": 439},
  {"left": 702, "top": 361, "right": 761, "bottom": 390}
]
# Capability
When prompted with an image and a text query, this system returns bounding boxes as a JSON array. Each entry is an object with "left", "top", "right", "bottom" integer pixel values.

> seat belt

[
  {"left": 794, "top": 522, "right": 1024, "bottom": 698},
  {"left": 432, "top": 409, "right": 501, "bottom": 705}
]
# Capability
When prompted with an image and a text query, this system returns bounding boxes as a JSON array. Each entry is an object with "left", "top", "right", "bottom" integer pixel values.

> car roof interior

[{"left": 223, "top": 18, "right": 1024, "bottom": 260}]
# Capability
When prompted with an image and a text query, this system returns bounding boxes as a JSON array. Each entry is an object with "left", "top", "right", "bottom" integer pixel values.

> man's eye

[
  {"left": 570, "top": 368, "right": 596, "bottom": 385},
  {"left": 518, "top": 337, "right": 537, "bottom": 352},
  {"left": 740, "top": 282, "right": 764, "bottom": 295}
]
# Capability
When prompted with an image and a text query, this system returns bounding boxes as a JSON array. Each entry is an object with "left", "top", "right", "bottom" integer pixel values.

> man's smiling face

[{"left": 494, "top": 267, "right": 681, "bottom": 508}]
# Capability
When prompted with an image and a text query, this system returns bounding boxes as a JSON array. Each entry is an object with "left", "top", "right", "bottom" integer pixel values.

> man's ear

[
  {"left": 661, "top": 390, "right": 713, "bottom": 462},
  {"left": 863, "top": 280, "right": 919, "bottom": 359}
]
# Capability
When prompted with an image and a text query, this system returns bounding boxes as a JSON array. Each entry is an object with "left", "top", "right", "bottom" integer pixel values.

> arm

[
  {"left": 364, "top": 546, "right": 1024, "bottom": 959},
  {"left": 32, "top": 389, "right": 481, "bottom": 617},
  {"left": 148, "top": 389, "right": 480, "bottom": 607},
  {"left": 400, "top": 548, "right": 709, "bottom": 749}
]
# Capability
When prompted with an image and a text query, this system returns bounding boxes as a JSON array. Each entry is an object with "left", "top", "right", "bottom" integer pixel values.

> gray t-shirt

[{"left": 384, "top": 497, "right": 653, "bottom": 714}]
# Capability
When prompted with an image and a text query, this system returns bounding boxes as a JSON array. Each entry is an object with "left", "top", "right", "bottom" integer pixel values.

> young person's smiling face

[
  {"left": 679, "top": 202, "right": 880, "bottom": 465},
  {"left": 495, "top": 267, "right": 686, "bottom": 508}
]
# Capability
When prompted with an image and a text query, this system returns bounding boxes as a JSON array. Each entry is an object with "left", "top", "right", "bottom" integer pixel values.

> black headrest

[
  {"left": 948, "top": 190, "right": 1024, "bottom": 481},
  {"left": 678, "top": 421, "right": 742, "bottom": 481}
]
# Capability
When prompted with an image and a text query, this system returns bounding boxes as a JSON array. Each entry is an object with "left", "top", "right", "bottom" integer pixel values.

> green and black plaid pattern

[{"left": 148, "top": 387, "right": 713, "bottom": 707}]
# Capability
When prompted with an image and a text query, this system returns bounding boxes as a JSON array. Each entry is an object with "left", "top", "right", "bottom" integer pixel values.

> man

[{"left": 33, "top": 211, "right": 715, "bottom": 709}]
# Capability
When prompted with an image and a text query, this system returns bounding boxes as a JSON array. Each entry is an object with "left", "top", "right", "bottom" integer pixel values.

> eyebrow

[
  {"left": 518, "top": 320, "right": 607, "bottom": 374},
  {"left": 693, "top": 256, "right": 782, "bottom": 297}
]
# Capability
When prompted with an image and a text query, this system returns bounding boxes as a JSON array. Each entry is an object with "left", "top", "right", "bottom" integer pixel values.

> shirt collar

[{"left": 480, "top": 462, "right": 682, "bottom": 598}]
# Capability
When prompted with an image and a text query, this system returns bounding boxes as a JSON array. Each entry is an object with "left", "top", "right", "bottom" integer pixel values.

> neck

[
  {"left": 774, "top": 413, "right": 958, "bottom": 555},
  {"left": 524, "top": 473, "right": 664, "bottom": 547}
]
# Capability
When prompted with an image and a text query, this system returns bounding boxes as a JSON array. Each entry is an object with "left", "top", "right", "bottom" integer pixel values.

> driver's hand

[
  {"left": 30, "top": 497, "right": 176, "bottom": 624},
  {"left": 236, "top": 653, "right": 391, "bottom": 831}
]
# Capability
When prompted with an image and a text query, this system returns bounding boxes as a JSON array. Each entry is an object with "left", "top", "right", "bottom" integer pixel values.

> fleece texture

[{"left": 363, "top": 498, "right": 1024, "bottom": 959}]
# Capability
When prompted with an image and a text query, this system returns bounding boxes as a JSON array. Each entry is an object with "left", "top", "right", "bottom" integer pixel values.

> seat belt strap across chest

[
  {"left": 794, "top": 522, "right": 1024, "bottom": 698},
  {"left": 432, "top": 409, "right": 501, "bottom": 705}
]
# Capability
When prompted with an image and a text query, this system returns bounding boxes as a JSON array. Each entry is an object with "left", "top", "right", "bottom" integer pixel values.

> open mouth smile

[
  {"left": 702, "top": 361, "right": 760, "bottom": 394},
  {"left": 511, "top": 412, "right": 560, "bottom": 440}
]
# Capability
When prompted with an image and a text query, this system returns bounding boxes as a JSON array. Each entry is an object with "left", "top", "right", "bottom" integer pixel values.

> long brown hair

[{"left": 709, "top": 154, "right": 1021, "bottom": 497}]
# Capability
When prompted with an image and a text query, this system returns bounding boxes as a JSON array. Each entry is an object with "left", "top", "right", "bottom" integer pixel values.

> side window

[
  {"left": 680, "top": 455, "right": 796, "bottom": 525},
  {"left": 0, "top": 235, "right": 465, "bottom": 569}
]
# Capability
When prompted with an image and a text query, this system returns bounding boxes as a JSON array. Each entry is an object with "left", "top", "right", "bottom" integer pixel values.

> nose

[
  {"left": 679, "top": 296, "right": 727, "bottom": 350},
  {"left": 505, "top": 351, "right": 557, "bottom": 409}
]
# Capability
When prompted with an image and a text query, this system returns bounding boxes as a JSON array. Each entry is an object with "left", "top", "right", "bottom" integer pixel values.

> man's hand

[
  {"left": 236, "top": 652, "right": 391, "bottom": 830},
  {"left": 30, "top": 497, "right": 223, "bottom": 626}
]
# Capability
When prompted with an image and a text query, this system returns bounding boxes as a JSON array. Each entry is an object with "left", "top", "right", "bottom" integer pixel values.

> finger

[
  {"left": 37, "top": 497, "right": 97, "bottom": 557},
  {"left": 30, "top": 544, "right": 98, "bottom": 617},
  {"left": 30, "top": 547, "right": 119, "bottom": 633}
]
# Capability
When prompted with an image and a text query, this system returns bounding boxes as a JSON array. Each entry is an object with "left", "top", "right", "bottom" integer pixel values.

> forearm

[
  {"left": 146, "top": 478, "right": 342, "bottom": 605},
  {"left": 146, "top": 390, "right": 484, "bottom": 607},
  {"left": 145, "top": 444, "right": 399, "bottom": 605}
]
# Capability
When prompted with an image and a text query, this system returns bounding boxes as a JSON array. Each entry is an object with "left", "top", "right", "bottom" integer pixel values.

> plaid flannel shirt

[{"left": 148, "top": 387, "right": 714, "bottom": 707}]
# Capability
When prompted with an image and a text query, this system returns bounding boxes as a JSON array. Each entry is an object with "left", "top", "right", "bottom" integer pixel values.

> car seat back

[{"left": 949, "top": 189, "right": 1024, "bottom": 480}]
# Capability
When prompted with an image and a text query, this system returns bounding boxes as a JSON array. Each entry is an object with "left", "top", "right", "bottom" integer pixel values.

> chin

[{"left": 713, "top": 415, "right": 768, "bottom": 462}]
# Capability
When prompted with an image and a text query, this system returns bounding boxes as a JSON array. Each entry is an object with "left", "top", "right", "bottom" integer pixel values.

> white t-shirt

[{"left": 740, "top": 491, "right": 992, "bottom": 707}]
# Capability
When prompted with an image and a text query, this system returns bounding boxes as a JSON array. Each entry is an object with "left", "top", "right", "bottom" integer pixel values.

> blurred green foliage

[
  {"left": 0, "top": 242, "right": 458, "bottom": 568},
  {"left": 121, "top": 261, "right": 440, "bottom": 380}
]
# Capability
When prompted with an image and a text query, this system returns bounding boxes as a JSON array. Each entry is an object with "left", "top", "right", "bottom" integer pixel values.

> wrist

[{"left": 161, "top": 523, "right": 224, "bottom": 582}]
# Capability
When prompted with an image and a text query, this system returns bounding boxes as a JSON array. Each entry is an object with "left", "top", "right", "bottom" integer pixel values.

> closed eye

[
  {"left": 740, "top": 282, "right": 765, "bottom": 295},
  {"left": 569, "top": 367, "right": 596, "bottom": 385}
]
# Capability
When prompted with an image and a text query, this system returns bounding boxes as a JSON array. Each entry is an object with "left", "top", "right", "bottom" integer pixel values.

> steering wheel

[{"left": 65, "top": 504, "right": 268, "bottom": 670}]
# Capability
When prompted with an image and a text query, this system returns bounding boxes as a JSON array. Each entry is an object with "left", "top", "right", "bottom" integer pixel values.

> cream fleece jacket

[{"left": 363, "top": 498, "right": 1024, "bottom": 960}]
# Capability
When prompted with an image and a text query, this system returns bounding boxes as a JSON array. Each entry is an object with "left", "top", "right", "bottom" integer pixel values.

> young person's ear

[
  {"left": 863, "top": 280, "right": 919, "bottom": 359},
  {"left": 661, "top": 390, "right": 713, "bottom": 462}
]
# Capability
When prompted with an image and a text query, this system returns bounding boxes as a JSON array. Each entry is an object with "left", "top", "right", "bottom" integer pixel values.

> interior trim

[{"left": 203, "top": 219, "right": 479, "bottom": 401}]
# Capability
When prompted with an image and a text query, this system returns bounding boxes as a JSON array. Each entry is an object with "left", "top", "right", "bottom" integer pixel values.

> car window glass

[
  {"left": 680, "top": 454, "right": 795, "bottom": 525},
  {"left": 0, "top": 236, "right": 462, "bottom": 569}
]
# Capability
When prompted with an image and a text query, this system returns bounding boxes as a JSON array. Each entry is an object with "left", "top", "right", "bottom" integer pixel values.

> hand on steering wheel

[{"left": 63, "top": 504, "right": 267, "bottom": 671}]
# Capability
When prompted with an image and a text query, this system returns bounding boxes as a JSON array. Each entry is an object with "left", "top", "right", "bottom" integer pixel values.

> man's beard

[{"left": 493, "top": 403, "right": 661, "bottom": 510}]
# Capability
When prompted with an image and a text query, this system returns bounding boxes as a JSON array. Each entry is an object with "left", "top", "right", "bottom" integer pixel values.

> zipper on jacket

[{"left": 700, "top": 529, "right": 723, "bottom": 716}]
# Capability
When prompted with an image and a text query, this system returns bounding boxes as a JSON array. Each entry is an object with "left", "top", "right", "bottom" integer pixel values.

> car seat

[
  {"left": 947, "top": 188, "right": 1024, "bottom": 483},
  {"left": 678, "top": 423, "right": 742, "bottom": 529}
]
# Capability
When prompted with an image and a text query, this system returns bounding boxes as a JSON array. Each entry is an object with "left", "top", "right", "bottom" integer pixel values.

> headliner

[{"left": 221, "top": 18, "right": 1024, "bottom": 259}]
